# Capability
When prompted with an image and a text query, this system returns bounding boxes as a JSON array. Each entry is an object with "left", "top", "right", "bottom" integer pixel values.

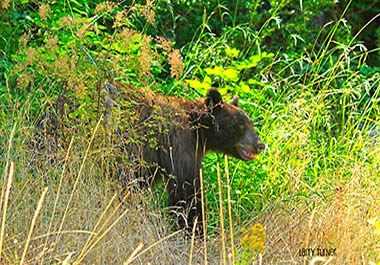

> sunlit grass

[
  {"left": 0, "top": 1, "right": 379, "bottom": 264},
  {"left": 0, "top": 84, "right": 378, "bottom": 264}
]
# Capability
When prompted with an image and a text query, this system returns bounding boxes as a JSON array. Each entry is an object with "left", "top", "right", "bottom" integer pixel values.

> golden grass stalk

[
  {"left": 217, "top": 163, "right": 227, "bottom": 265},
  {"left": 73, "top": 207, "right": 130, "bottom": 265},
  {"left": 32, "top": 230, "right": 96, "bottom": 241},
  {"left": 309, "top": 256, "right": 333, "bottom": 265},
  {"left": 75, "top": 192, "right": 120, "bottom": 262},
  {"left": 74, "top": 189, "right": 130, "bottom": 263},
  {"left": 125, "top": 230, "right": 182, "bottom": 264},
  {"left": 41, "top": 136, "right": 74, "bottom": 263},
  {"left": 20, "top": 187, "right": 48, "bottom": 265},
  {"left": 124, "top": 242, "right": 144, "bottom": 265},
  {"left": 0, "top": 122, "right": 17, "bottom": 218},
  {"left": 303, "top": 208, "right": 316, "bottom": 265},
  {"left": 199, "top": 169, "right": 208, "bottom": 265},
  {"left": 0, "top": 161, "right": 15, "bottom": 260},
  {"left": 224, "top": 155, "right": 235, "bottom": 265},
  {"left": 188, "top": 216, "right": 198, "bottom": 265},
  {"left": 62, "top": 252, "right": 74, "bottom": 265},
  {"left": 55, "top": 116, "right": 102, "bottom": 246}
]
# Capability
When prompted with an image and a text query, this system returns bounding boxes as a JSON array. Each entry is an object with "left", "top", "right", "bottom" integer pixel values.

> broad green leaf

[
  {"left": 186, "top": 79, "right": 211, "bottom": 90},
  {"left": 203, "top": 82, "right": 211, "bottom": 89},
  {"left": 214, "top": 66, "right": 224, "bottom": 76},
  {"left": 240, "top": 83, "right": 250, "bottom": 92},
  {"left": 262, "top": 51, "right": 274, "bottom": 58},
  {"left": 204, "top": 68, "right": 214, "bottom": 75},
  {"left": 225, "top": 47, "right": 239, "bottom": 58},
  {"left": 249, "top": 54, "right": 261, "bottom": 65},
  {"left": 223, "top": 68, "right": 239, "bottom": 81},
  {"left": 204, "top": 76, "right": 212, "bottom": 84},
  {"left": 111, "top": 42, "right": 128, "bottom": 53},
  {"left": 218, "top": 87, "right": 229, "bottom": 95},
  {"left": 205, "top": 66, "right": 224, "bottom": 76},
  {"left": 186, "top": 79, "right": 203, "bottom": 89}
]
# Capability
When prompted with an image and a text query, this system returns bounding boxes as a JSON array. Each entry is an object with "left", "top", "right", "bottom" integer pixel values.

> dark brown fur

[{"left": 112, "top": 85, "right": 265, "bottom": 234}]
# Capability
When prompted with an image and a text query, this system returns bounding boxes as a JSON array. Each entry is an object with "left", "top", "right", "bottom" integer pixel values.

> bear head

[{"left": 203, "top": 88, "right": 265, "bottom": 161}]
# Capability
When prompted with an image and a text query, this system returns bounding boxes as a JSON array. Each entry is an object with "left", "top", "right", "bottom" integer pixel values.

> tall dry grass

[
  {"left": 0, "top": 94, "right": 378, "bottom": 264},
  {"left": 0, "top": 1, "right": 379, "bottom": 264}
]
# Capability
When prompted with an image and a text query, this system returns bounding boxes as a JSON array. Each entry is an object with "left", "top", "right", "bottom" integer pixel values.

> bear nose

[{"left": 256, "top": 141, "right": 265, "bottom": 153}]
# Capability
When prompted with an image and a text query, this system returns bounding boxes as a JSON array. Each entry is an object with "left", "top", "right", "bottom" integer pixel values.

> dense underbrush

[{"left": 0, "top": 0, "right": 379, "bottom": 264}]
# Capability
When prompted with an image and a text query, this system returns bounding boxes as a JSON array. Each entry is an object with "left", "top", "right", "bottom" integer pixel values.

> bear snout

[{"left": 256, "top": 140, "right": 265, "bottom": 154}]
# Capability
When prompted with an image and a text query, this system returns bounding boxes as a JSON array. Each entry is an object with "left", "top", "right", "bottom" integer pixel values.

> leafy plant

[{"left": 185, "top": 47, "right": 274, "bottom": 98}]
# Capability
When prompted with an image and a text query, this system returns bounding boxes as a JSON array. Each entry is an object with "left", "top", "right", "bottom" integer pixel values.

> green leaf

[
  {"left": 186, "top": 79, "right": 211, "bottom": 91},
  {"left": 219, "top": 87, "right": 229, "bottom": 95},
  {"left": 204, "top": 68, "right": 213, "bottom": 75},
  {"left": 111, "top": 41, "right": 128, "bottom": 53},
  {"left": 223, "top": 68, "right": 239, "bottom": 81},
  {"left": 225, "top": 47, "right": 239, "bottom": 58},
  {"left": 204, "top": 76, "right": 212, "bottom": 84},
  {"left": 97, "top": 25, "right": 107, "bottom": 30},
  {"left": 262, "top": 52, "right": 274, "bottom": 58},
  {"left": 205, "top": 66, "right": 224, "bottom": 76},
  {"left": 186, "top": 79, "right": 203, "bottom": 89},
  {"left": 73, "top": 7, "right": 88, "bottom": 16},
  {"left": 248, "top": 79, "right": 265, "bottom": 86},
  {"left": 202, "top": 8, "right": 207, "bottom": 26},
  {"left": 240, "top": 83, "right": 250, "bottom": 92},
  {"left": 202, "top": 81, "right": 211, "bottom": 89}
]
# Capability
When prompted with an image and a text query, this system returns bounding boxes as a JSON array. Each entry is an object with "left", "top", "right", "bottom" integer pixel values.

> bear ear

[
  {"left": 230, "top": 96, "right": 239, "bottom": 106},
  {"left": 205, "top": 88, "right": 223, "bottom": 109}
]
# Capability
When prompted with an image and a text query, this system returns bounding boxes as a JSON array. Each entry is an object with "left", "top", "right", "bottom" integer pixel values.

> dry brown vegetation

[
  {"left": 0, "top": 119, "right": 378, "bottom": 264},
  {"left": 1, "top": 1, "right": 379, "bottom": 264}
]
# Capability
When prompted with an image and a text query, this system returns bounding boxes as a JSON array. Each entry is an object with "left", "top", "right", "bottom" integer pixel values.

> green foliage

[
  {"left": 1, "top": 0, "right": 185, "bottom": 127},
  {"left": 186, "top": 47, "right": 273, "bottom": 99},
  {"left": 0, "top": 1, "right": 379, "bottom": 263},
  {"left": 1, "top": 0, "right": 379, "bottom": 224}
]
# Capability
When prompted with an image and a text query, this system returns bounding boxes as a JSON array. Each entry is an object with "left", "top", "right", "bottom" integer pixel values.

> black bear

[{"left": 110, "top": 85, "right": 265, "bottom": 233}]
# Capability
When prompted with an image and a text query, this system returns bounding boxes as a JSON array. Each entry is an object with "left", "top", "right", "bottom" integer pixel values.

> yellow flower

[{"left": 240, "top": 223, "right": 267, "bottom": 255}]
